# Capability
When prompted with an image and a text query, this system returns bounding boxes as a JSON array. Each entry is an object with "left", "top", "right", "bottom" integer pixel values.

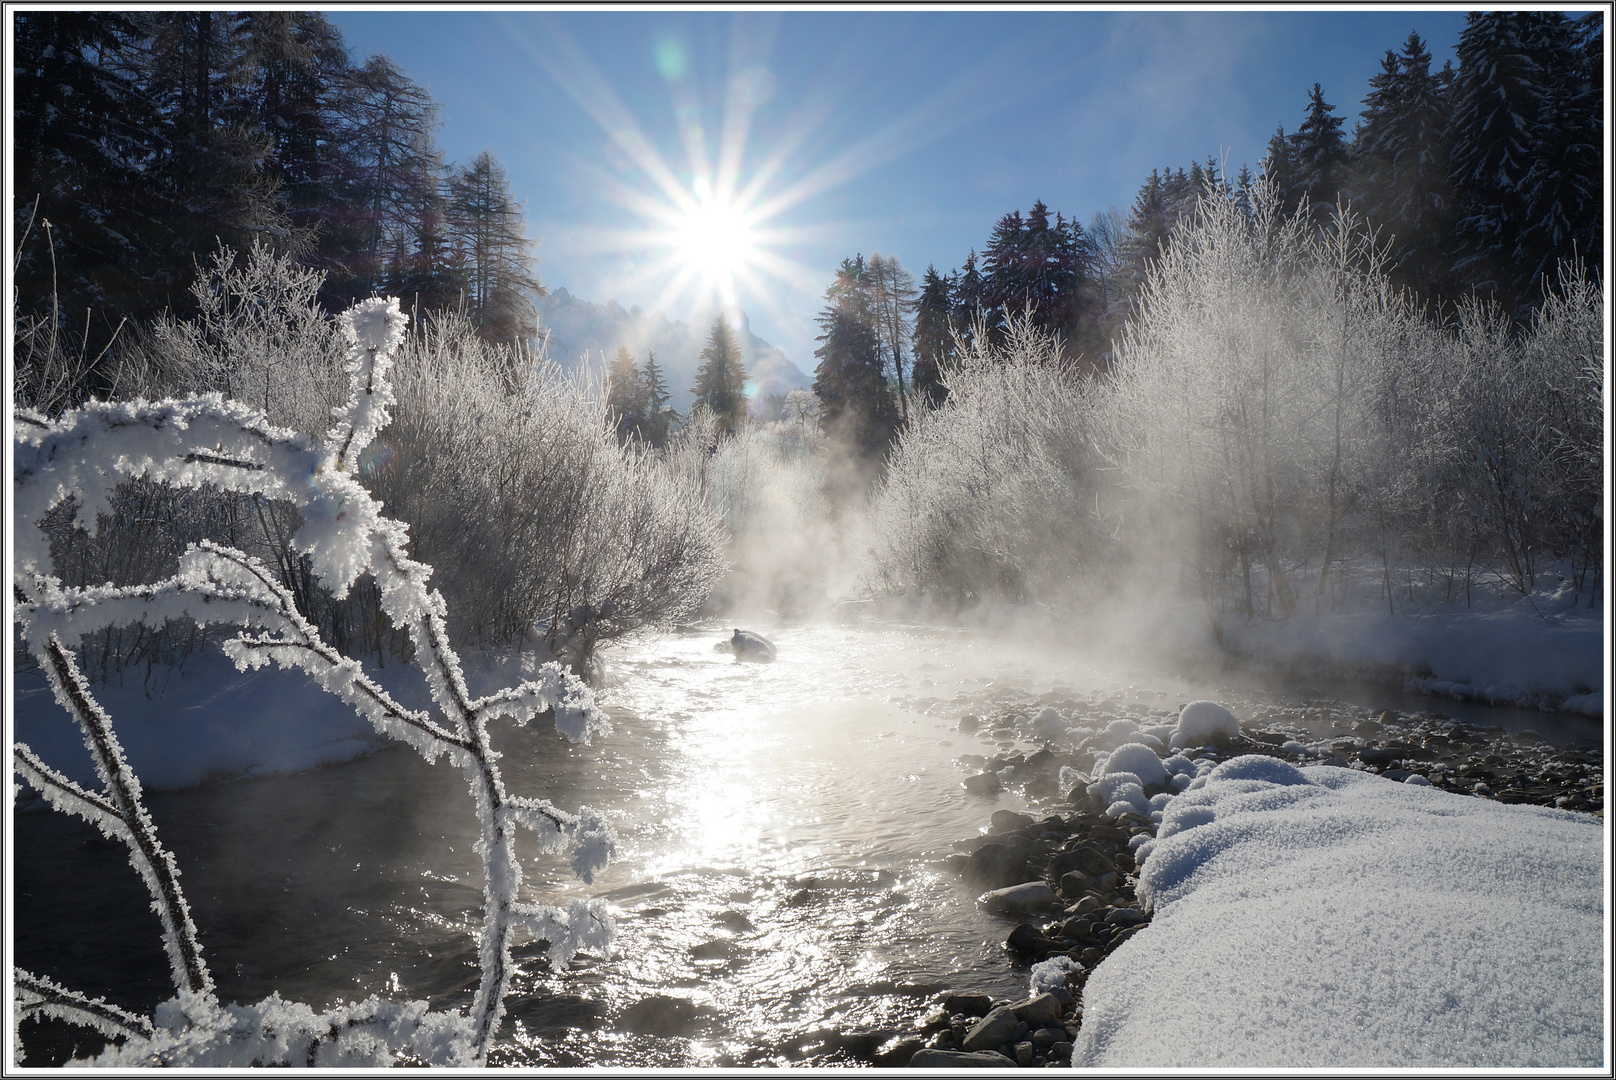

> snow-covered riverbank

[
  {"left": 919, "top": 694, "right": 1606, "bottom": 1070},
  {"left": 1218, "top": 585, "right": 1604, "bottom": 716},
  {"left": 1079, "top": 753, "right": 1606, "bottom": 1068}
]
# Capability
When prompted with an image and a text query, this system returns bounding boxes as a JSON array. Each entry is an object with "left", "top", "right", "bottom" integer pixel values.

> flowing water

[{"left": 12, "top": 617, "right": 1598, "bottom": 1066}]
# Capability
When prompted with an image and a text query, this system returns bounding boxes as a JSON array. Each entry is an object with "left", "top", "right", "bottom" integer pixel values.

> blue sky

[{"left": 328, "top": 7, "right": 1475, "bottom": 370}]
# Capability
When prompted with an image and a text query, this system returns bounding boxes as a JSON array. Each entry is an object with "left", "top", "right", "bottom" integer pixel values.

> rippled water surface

[{"left": 13, "top": 618, "right": 1598, "bottom": 1066}]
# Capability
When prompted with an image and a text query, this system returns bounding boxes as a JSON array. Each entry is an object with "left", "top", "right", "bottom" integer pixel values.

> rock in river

[
  {"left": 978, "top": 882, "right": 1061, "bottom": 915},
  {"left": 728, "top": 628, "right": 777, "bottom": 662}
]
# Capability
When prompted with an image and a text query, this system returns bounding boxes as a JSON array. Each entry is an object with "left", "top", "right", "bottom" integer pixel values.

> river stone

[
  {"left": 1077, "top": 845, "right": 1117, "bottom": 877},
  {"left": 1014, "top": 1040, "right": 1035, "bottom": 1066},
  {"left": 965, "top": 843, "right": 1027, "bottom": 888},
  {"left": 991, "top": 809, "right": 1035, "bottom": 832},
  {"left": 943, "top": 993, "right": 994, "bottom": 1017},
  {"left": 1058, "top": 870, "right": 1098, "bottom": 898},
  {"left": 729, "top": 628, "right": 777, "bottom": 662},
  {"left": 961, "top": 1006, "right": 1021, "bottom": 1051},
  {"left": 1032, "top": 1025, "right": 1066, "bottom": 1049},
  {"left": 1066, "top": 895, "right": 1103, "bottom": 916},
  {"left": 1011, "top": 992, "right": 1065, "bottom": 1029},
  {"left": 1104, "top": 906, "right": 1148, "bottom": 925},
  {"left": 908, "top": 1049, "right": 1016, "bottom": 1068},
  {"left": 978, "top": 882, "right": 1060, "bottom": 914},
  {"left": 1006, "top": 923, "right": 1065, "bottom": 953},
  {"left": 963, "top": 772, "right": 1001, "bottom": 795}
]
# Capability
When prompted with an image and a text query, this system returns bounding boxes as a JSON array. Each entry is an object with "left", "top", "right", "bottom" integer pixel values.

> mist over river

[{"left": 13, "top": 617, "right": 1599, "bottom": 1067}]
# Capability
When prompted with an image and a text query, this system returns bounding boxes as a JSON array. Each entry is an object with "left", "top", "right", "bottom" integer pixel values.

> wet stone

[
  {"left": 961, "top": 1006, "right": 1021, "bottom": 1052},
  {"left": 909, "top": 1049, "right": 1016, "bottom": 1068},
  {"left": 944, "top": 992, "right": 994, "bottom": 1017},
  {"left": 964, "top": 772, "right": 1002, "bottom": 795},
  {"left": 1011, "top": 992, "right": 1064, "bottom": 1029}
]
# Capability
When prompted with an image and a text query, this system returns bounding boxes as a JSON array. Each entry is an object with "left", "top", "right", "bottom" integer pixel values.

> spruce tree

[
  {"left": 692, "top": 315, "right": 747, "bottom": 436},
  {"left": 1261, "top": 128, "right": 1300, "bottom": 217},
  {"left": 981, "top": 209, "right": 1027, "bottom": 340},
  {"left": 639, "top": 349, "right": 672, "bottom": 448},
  {"left": 1289, "top": 83, "right": 1349, "bottom": 217},
  {"left": 1513, "top": 13, "right": 1602, "bottom": 298},
  {"left": 1447, "top": 11, "right": 1545, "bottom": 310},
  {"left": 1352, "top": 31, "right": 1455, "bottom": 301},
  {"left": 951, "top": 250, "right": 986, "bottom": 352},
  {"left": 1122, "top": 169, "right": 1172, "bottom": 290},
  {"left": 910, "top": 265, "right": 953, "bottom": 408},
  {"left": 812, "top": 274, "right": 896, "bottom": 456},
  {"left": 605, "top": 345, "right": 645, "bottom": 444}
]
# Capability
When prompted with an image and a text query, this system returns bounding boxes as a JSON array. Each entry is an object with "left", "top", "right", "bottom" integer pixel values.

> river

[{"left": 12, "top": 616, "right": 1598, "bottom": 1066}]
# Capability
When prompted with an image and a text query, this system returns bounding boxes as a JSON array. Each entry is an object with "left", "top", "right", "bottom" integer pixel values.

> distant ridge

[{"left": 536, "top": 288, "right": 811, "bottom": 412}]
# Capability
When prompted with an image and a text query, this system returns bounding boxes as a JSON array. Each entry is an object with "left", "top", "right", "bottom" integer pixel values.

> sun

[{"left": 672, "top": 191, "right": 760, "bottom": 287}]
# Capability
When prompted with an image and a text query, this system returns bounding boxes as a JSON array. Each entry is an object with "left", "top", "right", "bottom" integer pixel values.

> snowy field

[{"left": 1073, "top": 751, "right": 1606, "bottom": 1068}]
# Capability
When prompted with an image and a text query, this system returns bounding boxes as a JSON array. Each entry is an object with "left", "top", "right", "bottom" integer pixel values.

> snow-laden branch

[
  {"left": 14, "top": 970, "right": 156, "bottom": 1044},
  {"left": 12, "top": 296, "right": 616, "bottom": 1066},
  {"left": 31, "top": 633, "right": 215, "bottom": 1001}
]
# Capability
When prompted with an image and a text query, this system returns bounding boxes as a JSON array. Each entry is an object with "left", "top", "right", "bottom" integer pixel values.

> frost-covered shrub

[
  {"left": 121, "top": 241, "right": 348, "bottom": 435},
  {"left": 1424, "top": 264, "right": 1604, "bottom": 599},
  {"left": 366, "top": 311, "right": 726, "bottom": 667},
  {"left": 29, "top": 245, "right": 371, "bottom": 677},
  {"left": 1107, "top": 186, "right": 1440, "bottom": 619},
  {"left": 13, "top": 298, "right": 617, "bottom": 1066},
  {"left": 1104, "top": 179, "right": 1603, "bottom": 618},
  {"left": 866, "top": 315, "right": 1114, "bottom": 608}
]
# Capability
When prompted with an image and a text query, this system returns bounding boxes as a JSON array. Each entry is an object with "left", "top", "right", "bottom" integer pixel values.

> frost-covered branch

[
  {"left": 13, "top": 296, "right": 617, "bottom": 1066},
  {"left": 14, "top": 970, "right": 156, "bottom": 1044},
  {"left": 32, "top": 633, "right": 215, "bottom": 1001}
]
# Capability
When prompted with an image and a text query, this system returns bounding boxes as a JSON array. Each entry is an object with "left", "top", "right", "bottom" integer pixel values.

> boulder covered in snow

[
  {"left": 1170, "top": 700, "right": 1240, "bottom": 749},
  {"left": 1095, "top": 742, "right": 1170, "bottom": 789}
]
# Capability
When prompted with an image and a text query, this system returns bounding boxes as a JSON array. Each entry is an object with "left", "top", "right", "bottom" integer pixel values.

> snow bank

[
  {"left": 11, "top": 649, "right": 407, "bottom": 791},
  {"left": 1221, "top": 588, "right": 1604, "bottom": 714},
  {"left": 1073, "top": 755, "right": 1605, "bottom": 1068}
]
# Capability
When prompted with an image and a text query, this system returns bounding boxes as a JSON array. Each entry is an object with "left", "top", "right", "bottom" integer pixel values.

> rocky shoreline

[{"left": 883, "top": 687, "right": 1604, "bottom": 1068}]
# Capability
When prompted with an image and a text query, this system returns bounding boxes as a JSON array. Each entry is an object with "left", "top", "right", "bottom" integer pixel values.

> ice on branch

[
  {"left": 327, "top": 296, "right": 407, "bottom": 472},
  {"left": 12, "top": 296, "right": 615, "bottom": 1066}
]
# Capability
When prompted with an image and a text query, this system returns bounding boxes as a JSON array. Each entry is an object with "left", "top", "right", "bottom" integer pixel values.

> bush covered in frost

[
  {"left": 365, "top": 309, "right": 726, "bottom": 669},
  {"left": 867, "top": 179, "right": 1603, "bottom": 619},
  {"left": 866, "top": 315, "right": 1115, "bottom": 609},
  {"left": 20, "top": 245, "right": 726, "bottom": 679}
]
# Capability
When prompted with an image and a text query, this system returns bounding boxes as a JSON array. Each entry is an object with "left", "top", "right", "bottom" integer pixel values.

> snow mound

[
  {"left": 1095, "top": 742, "right": 1169, "bottom": 788},
  {"left": 1031, "top": 706, "right": 1069, "bottom": 737},
  {"left": 1169, "top": 700, "right": 1239, "bottom": 749},
  {"left": 1073, "top": 757, "right": 1604, "bottom": 1068}
]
